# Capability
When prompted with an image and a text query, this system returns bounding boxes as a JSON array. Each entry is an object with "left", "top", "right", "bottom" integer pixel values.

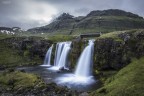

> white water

[
  {"left": 41, "top": 45, "right": 53, "bottom": 67},
  {"left": 54, "top": 43, "right": 65, "bottom": 66},
  {"left": 49, "top": 42, "right": 71, "bottom": 70},
  {"left": 75, "top": 40, "right": 94, "bottom": 77},
  {"left": 55, "top": 40, "right": 95, "bottom": 85}
]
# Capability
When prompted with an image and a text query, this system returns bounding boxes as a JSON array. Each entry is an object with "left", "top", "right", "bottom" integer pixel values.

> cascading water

[
  {"left": 55, "top": 40, "right": 95, "bottom": 85},
  {"left": 57, "top": 42, "right": 71, "bottom": 69},
  {"left": 54, "top": 43, "right": 65, "bottom": 66},
  {"left": 49, "top": 42, "right": 71, "bottom": 70},
  {"left": 75, "top": 40, "right": 94, "bottom": 77},
  {"left": 41, "top": 45, "right": 53, "bottom": 66}
]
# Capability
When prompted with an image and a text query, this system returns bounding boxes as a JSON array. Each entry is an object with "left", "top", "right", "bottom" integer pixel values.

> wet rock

[
  {"left": 79, "top": 92, "right": 89, "bottom": 96},
  {"left": 94, "top": 31, "right": 144, "bottom": 70},
  {"left": 7, "top": 68, "right": 15, "bottom": 73},
  {"left": 59, "top": 67, "right": 65, "bottom": 71}
]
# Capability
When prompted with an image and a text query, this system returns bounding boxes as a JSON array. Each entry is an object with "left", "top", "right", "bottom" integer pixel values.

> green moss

[
  {"left": 0, "top": 41, "right": 23, "bottom": 67},
  {"left": 0, "top": 35, "right": 43, "bottom": 68},
  {"left": 69, "top": 39, "right": 85, "bottom": 68},
  {"left": 98, "top": 31, "right": 125, "bottom": 41},
  {"left": 91, "top": 57, "right": 144, "bottom": 96},
  {"left": 46, "top": 35, "right": 75, "bottom": 42},
  {"left": 24, "top": 50, "right": 30, "bottom": 57},
  {"left": 0, "top": 71, "right": 44, "bottom": 90}
]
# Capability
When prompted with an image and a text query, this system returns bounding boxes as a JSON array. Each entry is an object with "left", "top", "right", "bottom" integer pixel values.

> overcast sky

[{"left": 0, "top": 0, "right": 144, "bottom": 29}]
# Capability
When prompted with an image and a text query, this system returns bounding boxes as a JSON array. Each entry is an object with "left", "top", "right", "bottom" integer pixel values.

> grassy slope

[
  {"left": 0, "top": 34, "right": 22, "bottom": 67},
  {"left": 71, "top": 16, "right": 144, "bottom": 35},
  {"left": 0, "top": 34, "right": 43, "bottom": 68},
  {"left": 0, "top": 41, "right": 24, "bottom": 67},
  {"left": 0, "top": 71, "right": 44, "bottom": 90},
  {"left": 90, "top": 57, "right": 144, "bottom": 96},
  {"left": 17, "top": 32, "right": 76, "bottom": 42},
  {"left": 46, "top": 35, "right": 76, "bottom": 42},
  {"left": 0, "top": 41, "right": 42, "bottom": 67},
  {"left": 26, "top": 15, "right": 144, "bottom": 35}
]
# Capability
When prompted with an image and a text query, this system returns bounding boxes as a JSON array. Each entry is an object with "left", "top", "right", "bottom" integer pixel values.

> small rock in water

[
  {"left": 79, "top": 92, "right": 89, "bottom": 96},
  {"left": 59, "top": 67, "right": 65, "bottom": 71},
  {"left": 20, "top": 69, "right": 26, "bottom": 72}
]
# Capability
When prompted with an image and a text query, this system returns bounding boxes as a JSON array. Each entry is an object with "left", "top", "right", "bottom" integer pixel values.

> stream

[{"left": 17, "top": 65, "right": 101, "bottom": 92}]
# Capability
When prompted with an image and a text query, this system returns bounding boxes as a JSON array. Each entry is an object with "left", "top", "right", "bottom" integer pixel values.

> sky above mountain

[{"left": 0, "top": 0, "right": 144, "bottom": 29}]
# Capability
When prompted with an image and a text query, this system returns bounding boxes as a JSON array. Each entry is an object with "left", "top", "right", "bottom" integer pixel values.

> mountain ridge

[{"left": 28, "top": 9, "right": 144, "bottom": 35}]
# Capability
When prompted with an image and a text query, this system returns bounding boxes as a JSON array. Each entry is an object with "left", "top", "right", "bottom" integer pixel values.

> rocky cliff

[
  {"left": 69, "top": 29, "right": 144, "bottom": 71},
  {"left": 0, "top": 36, "right": 52, "bottom": 69}
]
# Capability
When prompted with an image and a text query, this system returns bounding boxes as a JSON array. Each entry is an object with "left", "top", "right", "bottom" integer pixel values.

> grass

[
  {"left": 0, "top": 40, "right": 23, "bottom": 67},
  {"left": 89, "top": 16, "right": 144, "bottom": 21},
  {"left": 0, "top": 40, "right": 42, "bottom": 68},
  {"left": 0, "top": 34, "right": 44, "bottom": 68},
  {"left": 0, "top": 71, "right": 44, "bottom": 90},
  {"left": 97, "top": 29, "right": 143, "bottom": 41},
  {"left": 98, "top": 30, "right": 125, "bottom": 42},
  {"left": 90, "top": 57, "right": 144, "bottom": 96},
  {"left": 46, "top": 35, "right": 76, "bottom": 42},
  {"left": 0, "top": 33, "right": 15, "bottom": 40}
]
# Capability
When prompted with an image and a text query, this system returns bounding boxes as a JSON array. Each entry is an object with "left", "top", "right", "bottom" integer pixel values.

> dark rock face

[
  {"left": 70, "top": 30, "right": 144, "bottom": 71},
  {"left": 94, "top": 38, "right": 128, "bottom": 70},
  {"left": 94, "top": 31, "right": 144, "bottom": 70},
  {"left": 57, "top": 13, "right": 74, "bottom": 20},
  {"left": 70, "top": 38, "right": 86, "bottom": 68},
  {"left": 1, "top": 37, "right": 53, "bottom": 65}
]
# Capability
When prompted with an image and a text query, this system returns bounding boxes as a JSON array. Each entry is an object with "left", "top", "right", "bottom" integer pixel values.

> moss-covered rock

[
  {"left": 0, "top": 36, "right": 53, "bottom": 68},
  {"left": 69, "top": 38, "right": 86, "bottom": 68},
  {"left": 90, "top": 29, "right": 144, "bottom": 96},
  {"left": 0, "top": 70, "right": 79, "bottom": 95},
  {"left": 94, "top": 29, "right": 144, "bottom": 71},
  {"left": 90, "top": 57, "right": 144, "bottom": 96}
]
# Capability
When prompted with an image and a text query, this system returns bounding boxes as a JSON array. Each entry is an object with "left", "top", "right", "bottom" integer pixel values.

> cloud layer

[{"left": 0, "top": 0, "right": 144, "bottom": 29}]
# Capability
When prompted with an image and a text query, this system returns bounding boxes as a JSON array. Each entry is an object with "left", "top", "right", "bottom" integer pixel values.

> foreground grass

[
  {"left": 0, "top": 70, "right": 44, "bottom": 90},
  {"left": 90, "top": 57, "right": 144, "bottom": 96}
]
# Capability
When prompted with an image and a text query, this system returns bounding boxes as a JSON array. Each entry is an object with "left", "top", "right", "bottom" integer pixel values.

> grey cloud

[{"left": 0, "top": 0, "right": 144, "bottom": 29}]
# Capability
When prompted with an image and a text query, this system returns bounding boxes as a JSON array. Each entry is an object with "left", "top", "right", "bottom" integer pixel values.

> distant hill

[
  {"left": 0, "top": 27, "right": 23, "bottom": 35},
  {"left": 28, "top": 9, "right": 144, "bottom": 35}
]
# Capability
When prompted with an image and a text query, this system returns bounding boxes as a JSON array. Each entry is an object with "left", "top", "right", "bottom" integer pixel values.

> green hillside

[
  {"left": 91, "top": 57, "right": 144, "bottom": 96},
  {"left": 27, "top": 9, "right": 144, "bottom": 35}
]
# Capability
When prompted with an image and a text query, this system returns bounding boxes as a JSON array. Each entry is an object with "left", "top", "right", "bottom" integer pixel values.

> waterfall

[
  {"left": 54, "top": 43, "right": 65, "bottom": 66},
  {"left": 42, "top": 45, "right": 53, "bottom": 66},
  {"left": 50, "top": 42, "right": 71, "bottom": 70},
  {"left": 75, "top": 40, "right": 94, "bottom": 77},
  {"left": 55, "top": 40, "right": 95, "bottom": 85}
]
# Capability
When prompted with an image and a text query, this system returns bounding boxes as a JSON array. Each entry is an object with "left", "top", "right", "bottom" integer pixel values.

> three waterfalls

[{"left": 42, "top": 40, "right": 95, "bottom": 85}]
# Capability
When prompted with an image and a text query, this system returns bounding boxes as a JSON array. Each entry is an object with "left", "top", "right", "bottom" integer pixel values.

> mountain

[
  {"left": 28, "top": 9, "right": 144, "bottom": 35},
  {"left": 0, "top": 27, "right": 23, "bottom": 35}
]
